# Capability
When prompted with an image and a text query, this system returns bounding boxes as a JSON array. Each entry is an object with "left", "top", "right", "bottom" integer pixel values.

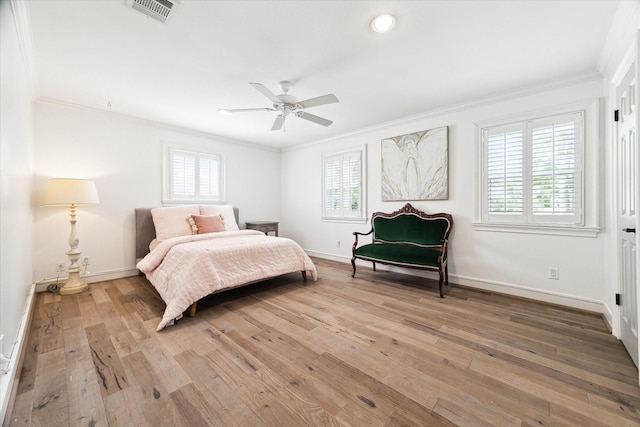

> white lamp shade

[{"left": 43, "top": 178, "right": 100, "bottom": 206}]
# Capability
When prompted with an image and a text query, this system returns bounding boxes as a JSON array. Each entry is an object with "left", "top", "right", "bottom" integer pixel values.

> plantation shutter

[
  {"left": 342, "top": 151, "right": 361, "bottom": 217},
  {"left": 323, "top": 150, "right": 363, "bottom": 219},
  {"left": 530, "top": 112, "right": 582, "bottom": 224},
  {"left": 481, "top": 111, "right": 583, "bottom": 226},
  {"left": 198, "top": 155, "right": 221, "bottom": 199},
  {"left": 484, "top": 124, "right": 524, "bottom": 222},
  {"left": 171, "top": 150, "right": 196, "bottom": 199},
  {"left": 168, "top": 148, "right": 222, "bottom": 201},
  {"left": 324, "top": 154, "right": 342, "bottom": 217}
]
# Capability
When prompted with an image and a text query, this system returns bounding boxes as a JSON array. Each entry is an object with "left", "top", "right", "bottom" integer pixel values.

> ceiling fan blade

[
  {"left": 297, "top": 94, "right": 339, "bottom": 109},
  {"left": 220, "top": 108, "right": 275, "bottom": 113},
  {"left": 250, "top": 82, "right": 282, "bottom": 104},
  {"left": 271, "top": 115, "right": 286, "bottom": 131},
  {"left": 296, "top": 111, "right": 333, "bottom": 127}
]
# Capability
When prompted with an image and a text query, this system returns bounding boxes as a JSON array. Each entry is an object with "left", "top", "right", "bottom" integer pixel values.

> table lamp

[{"left": 43, "top": 178, "right": 100, "bottom": 295}]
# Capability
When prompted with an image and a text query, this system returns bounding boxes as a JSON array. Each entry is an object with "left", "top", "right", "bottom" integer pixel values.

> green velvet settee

[{"left": 351, "top": 203, "right": 453, "bottom": 297}]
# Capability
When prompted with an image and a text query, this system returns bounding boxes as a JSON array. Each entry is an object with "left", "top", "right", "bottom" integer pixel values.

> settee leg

[
  {"left": 373, "top": 262, "right": 376, "bottom": 272},
  {"left": 301, "top": 271, "right": 307, "bottom": 282},
  {"left": 351, "top": 257, "right": 356, "bottom": 277},
  {"left": 445, "top": 264, "right": 449, "bottom": 287}
]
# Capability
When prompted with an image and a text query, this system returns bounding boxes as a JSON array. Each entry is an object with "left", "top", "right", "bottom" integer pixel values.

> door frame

[{"left": 610, "top": 32, "right": 640, "bottom": 376}]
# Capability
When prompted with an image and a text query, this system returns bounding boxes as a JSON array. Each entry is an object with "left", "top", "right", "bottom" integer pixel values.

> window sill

[
  {"left": 162, "top": 200, "right": 226, "bottom": 206},
  {"left": 322, "top": 217, "right": 368, "bottom": 224},
  {"left": 472, "top": 222, "right": 600, "bottom": 238}
]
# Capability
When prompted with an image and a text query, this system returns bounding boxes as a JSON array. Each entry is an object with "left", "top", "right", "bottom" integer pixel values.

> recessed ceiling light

[
  {"left": 218, "top": 109, "right": 230, "bottom": 115},
  {"left": 371, "top": 14, "right": 396, "bottom": 33}
]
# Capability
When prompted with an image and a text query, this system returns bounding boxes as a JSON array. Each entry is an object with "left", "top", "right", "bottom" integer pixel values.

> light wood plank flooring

[{"left": 7, "top": 257, "right": 640, "bottom": 426}]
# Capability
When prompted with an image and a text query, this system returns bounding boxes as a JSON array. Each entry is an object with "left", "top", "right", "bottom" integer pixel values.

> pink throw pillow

[
  {"left": 199, "top": 205, "right": 239, "bottom": 230},
  {"left": 189, "top": 214, "right": 225, "bottom": 234}
]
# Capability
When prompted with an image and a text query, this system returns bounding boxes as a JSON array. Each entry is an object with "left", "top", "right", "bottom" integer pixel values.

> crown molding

[
  {"left": 36, "top": 97, "right": 280, "bottom": 153},
  {"left": 283, "top": 71, "right": 603, "bottom": 153},
  {"left": 597, "top": 0, "right": 640, "bottom": 78},
  {"left": 9, "top": 0, "right": 39, "bottom": 99}
]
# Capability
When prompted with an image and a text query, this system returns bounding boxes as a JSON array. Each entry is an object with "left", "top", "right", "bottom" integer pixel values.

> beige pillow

[
  {"left": 187, "top": 214, "right": 225, "bottom": 234},
  {"left": 199, "top": 204, "right": 239, "bottom": 231},
  {"left": 151, "top": 205, "right": 200, "bottom": 240}
]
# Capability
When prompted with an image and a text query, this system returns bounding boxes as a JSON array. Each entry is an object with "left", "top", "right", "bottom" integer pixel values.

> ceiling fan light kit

[{"left": 220, "top": 81, "right": 339, "bottom": 131}]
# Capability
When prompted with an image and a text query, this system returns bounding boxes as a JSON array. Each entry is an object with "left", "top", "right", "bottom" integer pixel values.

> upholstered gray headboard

[{"left": 135, "top": 207, "right": 239, "bottom": 260}]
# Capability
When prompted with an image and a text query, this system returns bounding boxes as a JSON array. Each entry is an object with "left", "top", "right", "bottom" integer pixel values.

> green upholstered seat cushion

[
  {"left": 354, "top": 243, "right": 444, "bottom": 267},
  {"left": 372, "top": 214, "right": 450, "bottom": 245}
]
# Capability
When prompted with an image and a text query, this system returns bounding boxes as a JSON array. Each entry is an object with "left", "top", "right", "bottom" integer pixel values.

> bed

[{"left": 135, "top": 205, "right": 317, "bottom": 330}]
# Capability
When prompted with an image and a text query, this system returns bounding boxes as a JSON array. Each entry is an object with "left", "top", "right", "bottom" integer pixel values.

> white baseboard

[
  {"left": 34, "top": 252, "right": 609, "bottom": 315},
  {"left": 602, "top": 302, "right": 616, "bottom": 335},
  {"left": 452, "top": 273, "right": 603, "bottom": 313},
  {"left": 305, "top": 250, "right": 351, "bottom": 264},
  {"left": 34, "top": 268, "right": 140, "bottom": 293},
  {"left": 307, "top": 251, "right": 605, "bottom": 315},
  {"left": 1, "top": 282, "right": 35, "bottom": 425}
]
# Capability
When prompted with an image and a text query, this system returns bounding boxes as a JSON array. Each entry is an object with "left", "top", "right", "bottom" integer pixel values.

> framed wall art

[{"left": 381, "top": 126, "right": 448, "bottom": 201}]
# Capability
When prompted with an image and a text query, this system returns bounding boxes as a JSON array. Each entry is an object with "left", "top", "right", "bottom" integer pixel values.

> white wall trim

[
  {"left": 472, "top": 223, "right": 600, "bottom": 238},
  {"left": 8, "top": 0, "right": 39, "bottom": 99},
  {"left": 305, "top": 250, "right": 351, "bottom": 264},
  {"left": 602, "top": 301, "right": 615, "bottom": 335},
  {"left": 452, "top": 273, "right": 604, "bottom": 314},
  {"left": 473, "top": 98, "right": 602, "bottom": 236},
  {"left": 603, "top": 33, "right": 640, "bottom": 341},
  {"left": 0, "top": 282, "right": 35, "bottom": 425},
  {"left": 35, "top": 97, "right": 280, "bottom": 154},
  {"left": 309, "top": 252, "right": 605, "bottom": 315},
  {"left": 283, "top": 71, "right": 603, "bottom": 153},
  {"left": 34, "top": 268, "right": 140, "bottom": 293},
  {"left": 597, "top": 0, "right": 640, "bottom": 78}
]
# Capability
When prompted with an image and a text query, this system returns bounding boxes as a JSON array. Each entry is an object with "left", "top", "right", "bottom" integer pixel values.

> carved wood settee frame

[{"left": 351, "top": 203, "right": 453, "bottom": 297}]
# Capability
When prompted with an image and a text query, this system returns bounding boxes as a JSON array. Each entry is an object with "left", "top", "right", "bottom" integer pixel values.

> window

[
  {"left": 322, "top": 147, "right": 366, "bottom": 221},
  {"left": 480, "top": 111, "right": 584, "bottom": 227},
  {"left": 163, "top": 146, "right": 225, "bottom": 203}
]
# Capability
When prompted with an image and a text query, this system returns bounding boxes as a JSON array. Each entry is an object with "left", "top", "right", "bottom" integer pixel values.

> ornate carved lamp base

[
  {"left": 43, "top": 179, "right": 99, "bottom": 296},
  {"left": 59, "top": 270, "right": 88, "bottom": 295},
  {"left": 59, "top": 205, "right": 89, "bottom": 295}
]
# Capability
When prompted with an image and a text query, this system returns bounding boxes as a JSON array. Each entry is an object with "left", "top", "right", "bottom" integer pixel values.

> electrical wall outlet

[
  {"left": 549, "top": 267, "right": 559, "bottom": 280},
  {"left": 56, "top": 262, "right": 65, "bottom": 273},
  {"left": 337, "top": 240, "right": 341, "bottom": 248}
]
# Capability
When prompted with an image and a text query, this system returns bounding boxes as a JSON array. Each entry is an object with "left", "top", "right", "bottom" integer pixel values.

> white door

[{"left": 617, "top": 50, "right": 639, "bottom": 367}]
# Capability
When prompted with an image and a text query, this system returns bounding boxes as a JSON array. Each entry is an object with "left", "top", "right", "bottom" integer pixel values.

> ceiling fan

[{"left": 219, "top": 81, "right": 339, "bottom": 131}]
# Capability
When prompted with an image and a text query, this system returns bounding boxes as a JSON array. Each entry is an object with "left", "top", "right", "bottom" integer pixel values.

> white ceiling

[{"left": 26, "top": 0, "right": 620, "bottom": 149}]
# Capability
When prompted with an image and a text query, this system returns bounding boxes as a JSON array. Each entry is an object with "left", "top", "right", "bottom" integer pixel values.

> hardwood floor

[{"left": 6, "top": 257, "right": 640, "bottom": 426}]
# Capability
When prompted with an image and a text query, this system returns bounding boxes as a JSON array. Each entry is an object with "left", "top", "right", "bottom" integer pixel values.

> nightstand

[{"left": 245, "top": 221, "right": 279, "bottom": 236}]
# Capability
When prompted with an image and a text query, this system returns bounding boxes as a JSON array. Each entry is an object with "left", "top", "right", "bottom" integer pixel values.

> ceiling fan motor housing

[{"left": 279, "top": 80, "right": 294, "bottom": 93}]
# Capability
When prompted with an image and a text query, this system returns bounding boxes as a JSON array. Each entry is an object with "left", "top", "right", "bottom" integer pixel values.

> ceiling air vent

[{"left": 127, "top": 0, "right": 179, "bottom": 24}]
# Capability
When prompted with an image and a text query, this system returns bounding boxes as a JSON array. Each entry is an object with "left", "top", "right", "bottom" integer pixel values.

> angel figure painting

[{"left": 381, "top": 126, "right": 448, "bottom": 201}]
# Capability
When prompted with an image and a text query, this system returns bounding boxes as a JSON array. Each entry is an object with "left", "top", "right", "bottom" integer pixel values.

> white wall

[
  {"left": 32, "top": 101, "right": 281, "bottom": 284},
  {"left": 282, "top": 77, "right": 607, "bottom": 312},
  {"left": 0, "top": 0, "right": 35, "bottom": 421}
]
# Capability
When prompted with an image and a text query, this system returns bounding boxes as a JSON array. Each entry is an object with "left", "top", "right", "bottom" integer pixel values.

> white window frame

[
  {"left": 322, "top": 145, "right": 367, "bottom": 222},
  {"left": 474, "top": 100, "right": 601, "bottom": 237},
  {"left": 162, "top": 144, "right": 226, "bottom": 204}
]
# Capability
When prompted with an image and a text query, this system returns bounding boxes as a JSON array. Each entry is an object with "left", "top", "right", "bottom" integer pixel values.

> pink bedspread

[{"left": 136, "top": 230, "right": 317, "bottom": 330}]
